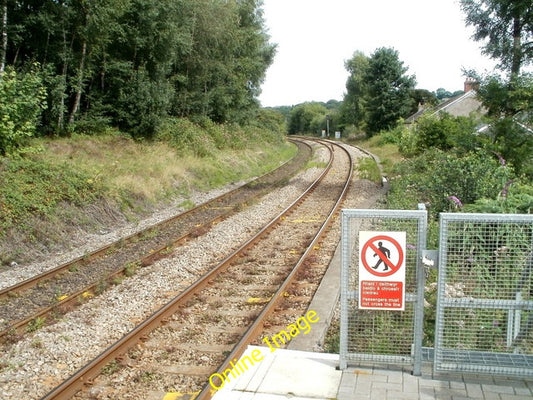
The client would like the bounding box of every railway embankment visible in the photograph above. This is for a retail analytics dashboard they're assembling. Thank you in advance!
[0,132,294,271]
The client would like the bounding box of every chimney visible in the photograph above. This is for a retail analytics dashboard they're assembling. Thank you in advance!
[464,77,479,92]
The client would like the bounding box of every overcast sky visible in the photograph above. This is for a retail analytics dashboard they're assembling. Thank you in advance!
[258,0,498,107]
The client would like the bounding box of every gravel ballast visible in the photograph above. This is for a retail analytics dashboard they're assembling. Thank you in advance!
[0,143,382,400]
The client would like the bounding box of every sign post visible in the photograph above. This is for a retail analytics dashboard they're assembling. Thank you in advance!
[358,231,406,311]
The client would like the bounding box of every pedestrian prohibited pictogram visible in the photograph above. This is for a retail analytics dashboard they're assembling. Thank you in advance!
[358,231,406,311]
[361,235,404,277]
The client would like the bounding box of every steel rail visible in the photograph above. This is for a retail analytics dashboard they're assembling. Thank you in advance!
[0,139,309,301]
[196,139,353,399]
[40,139,335,400]
[0,140,312,341]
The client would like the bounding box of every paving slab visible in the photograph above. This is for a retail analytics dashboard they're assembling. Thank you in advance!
[211,346,341,400]
[207,345,533,400]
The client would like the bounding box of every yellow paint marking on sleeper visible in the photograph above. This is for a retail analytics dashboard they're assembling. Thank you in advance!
[162,392,199,400]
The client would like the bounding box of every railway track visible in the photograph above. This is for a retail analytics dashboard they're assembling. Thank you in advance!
[40,139,354,400]
[0,140,312,343]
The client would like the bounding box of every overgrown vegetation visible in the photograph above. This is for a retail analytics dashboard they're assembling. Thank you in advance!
[0,121,291,266]
[0,66,46,155]
[362,71,533,221]
[356,157,381,185]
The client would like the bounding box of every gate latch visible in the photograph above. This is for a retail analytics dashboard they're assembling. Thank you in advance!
[421,250,439,269]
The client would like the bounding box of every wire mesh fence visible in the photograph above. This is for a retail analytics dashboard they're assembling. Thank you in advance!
[435,213,533,377]
[339,209,427,373]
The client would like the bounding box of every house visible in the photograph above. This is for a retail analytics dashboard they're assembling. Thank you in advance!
[405,78,486,124]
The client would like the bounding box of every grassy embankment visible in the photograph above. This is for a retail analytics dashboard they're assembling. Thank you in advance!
[347,134,403,184]
[0,121,293,267]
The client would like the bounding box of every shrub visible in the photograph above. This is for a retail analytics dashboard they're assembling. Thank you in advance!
[0,158,104,232]
[378,122,408,146]
[357,157,381,184]
[157,117,286,157]
[388,149,513,217]
[0,66,46,155]
[157,118,215,157]
[399,114,479,156]
[463,183,533,214]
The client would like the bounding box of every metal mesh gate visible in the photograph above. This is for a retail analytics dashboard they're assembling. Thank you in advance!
[339,209,427,374]
[435,213,533,376]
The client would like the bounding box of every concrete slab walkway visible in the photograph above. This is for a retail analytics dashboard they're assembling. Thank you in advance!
[210,346,533,400]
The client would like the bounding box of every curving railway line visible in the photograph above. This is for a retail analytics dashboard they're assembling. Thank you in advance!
[40,139,354,400]
[0,138,384,400]
[0,140,312,343]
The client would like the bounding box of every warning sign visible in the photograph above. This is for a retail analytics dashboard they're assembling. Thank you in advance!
[358,231,406,311]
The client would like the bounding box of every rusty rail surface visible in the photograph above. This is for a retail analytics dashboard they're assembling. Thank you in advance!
[196,139,353,399]
[0,139,311,341]
[40,139,352,400]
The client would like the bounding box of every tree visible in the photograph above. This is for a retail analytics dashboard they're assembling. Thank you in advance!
[0,0,275,137]
[340,51,369,130]
[0,0,6,75]
[0,66,46,155]
[364,47,416,135]
[475,72,533,176]
[460,1,533,177]
[460,0,533,75]
[435,88,453,100]
[287,102,328,134]
[171,0,274,124]
[409,88,438,114]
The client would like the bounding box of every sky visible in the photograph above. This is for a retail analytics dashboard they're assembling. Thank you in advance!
[258,0,498,107]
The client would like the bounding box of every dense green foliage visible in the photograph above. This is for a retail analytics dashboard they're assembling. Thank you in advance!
[388,148,515,216]
[385,98,531,217]
[340,47,416,136]
[157,115,285,158]
[460,0,533,75]
[340,51,368,129]
[286,101,341,135]
[0,0,275,140]
[0,157,104,231]
[0,66,46,155]
[470,71,533,176]
[398,114,479,156]
[365,48,416,135]
[435,88,465,100]
[476,72,533,117]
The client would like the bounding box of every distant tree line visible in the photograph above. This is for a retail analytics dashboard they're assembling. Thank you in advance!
[284,48,422,136]
[0,0,275,143]
[286,0,532,140]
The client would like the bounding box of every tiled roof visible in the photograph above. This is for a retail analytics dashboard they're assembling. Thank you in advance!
[405,90,483,123]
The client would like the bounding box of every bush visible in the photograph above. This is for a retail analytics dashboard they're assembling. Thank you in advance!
[399,114,479,156]
[157,118,216,157]
[157,117,286,157]
[0,66,46,155]
[357,157,381,184]
[378,122,408,145]
[388,149,513,216]
[0,158,104,232]
[487,117,533,178]
[464,183,533,214]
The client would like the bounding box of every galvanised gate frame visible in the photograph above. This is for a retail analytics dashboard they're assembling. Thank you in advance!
[435,213,533,377]
[340,210,533,378]
[339,209,427,375]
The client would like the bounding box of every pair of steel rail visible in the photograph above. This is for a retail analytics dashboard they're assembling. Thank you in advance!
[37,139,352,400]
